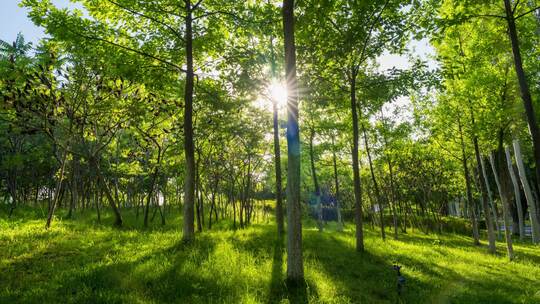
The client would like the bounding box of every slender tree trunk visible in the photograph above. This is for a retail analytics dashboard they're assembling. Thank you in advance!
[158,201,165,225]
[215,189,220,222]
[114,134,122,209]
[135,192,141,219]
[233,196,237,229]
[7,167,17,217]
[331,135,343,231]
[387,158,399,240]
[245,156,252,226]
[504,0,540,206]
[505,147,525,239]
[209,176,218,230]
[491,148,514,260]
[309,126,323,232]
[272,96,285,238]
[68,154,79,219]
[160,184,166,225]
[269,35,285,239]
[144,147,162,227]
[93,158,123,227]
[182,0,196,242]
[45,151,68,229]
[457,118,480,245]
[480,156,501,239]
[349,71,364,252]
[96,187,102,224]
[379,110,398,239]
[209,194,214,229]
[144,167,159,228]
[513,139,540,243]
[283,0,304,282]
[195,156,203,232]
[466,98,496,251]
[472,140,496,252]
[361,121,385,240]
[67,181,75,218]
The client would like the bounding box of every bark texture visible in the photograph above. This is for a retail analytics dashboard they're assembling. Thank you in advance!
[513,139,540,243]
[283,0,304,282]
[182,0,196,242]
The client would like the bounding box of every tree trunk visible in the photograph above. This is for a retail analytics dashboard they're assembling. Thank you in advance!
[245,156,252,226]
[68,154,79,219]
[282,0,304,283]
[144,167,159,228]
[160,185,166,225]
[513,139,540,243]
[182,0,196,242]
[361,121,385,241]
[349,71,364,252]
[480,156,501,239]
[472,140,496,252]
[504,0,540,209]
[272,96,285,237]
[269,35,285,239]
[45,151,68,229]
[491,148,514,260]
[96,187,102,224]
[195,156,203,232]
[457,118,480,245]
[331,135,343,231]
[465,97,496,251]
[379,110,398,239]
[387,158,399,240]
[7,166,17,218]
[209,176,218,230]
[92,157,122,227]
[505,147,525,239]
[309,126,323,232]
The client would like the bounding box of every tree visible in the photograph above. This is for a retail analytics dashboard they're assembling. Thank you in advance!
[282,0,304,283]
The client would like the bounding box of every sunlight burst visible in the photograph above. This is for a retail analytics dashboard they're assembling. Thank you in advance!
[268,81,288,108]
[254,80,288,112]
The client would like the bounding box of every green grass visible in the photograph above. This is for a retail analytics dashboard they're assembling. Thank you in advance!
[1,208,539,304]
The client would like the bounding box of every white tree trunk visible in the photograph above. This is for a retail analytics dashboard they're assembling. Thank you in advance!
[505,147,525,239]
[458,197,464,217]
[489,153,514,260]
[480,156,501,238]
[513,139,540,243]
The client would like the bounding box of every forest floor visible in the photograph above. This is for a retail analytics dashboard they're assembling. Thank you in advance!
[1,208,540,304]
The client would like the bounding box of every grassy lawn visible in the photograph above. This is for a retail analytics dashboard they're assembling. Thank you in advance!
[1,209,539,303]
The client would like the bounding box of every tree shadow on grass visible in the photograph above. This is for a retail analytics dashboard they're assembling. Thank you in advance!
[383,236,538,303]
[140,235,238,303]
[267,237,286,303]
[396,231,475,249]
[302,230,426,304]
[1,233,230,304]
[265,236,311,304]
[63,209,184,233]
[67,234,227,303]
[227,225,316,303]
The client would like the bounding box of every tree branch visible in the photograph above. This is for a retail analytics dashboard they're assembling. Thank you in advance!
[470,13,507,20]
[192,0,204,11]
[355,0,390,67]
[514,6,540,19]
[513,0,521,14]
[106,0,185,42]
[73,30,187,73]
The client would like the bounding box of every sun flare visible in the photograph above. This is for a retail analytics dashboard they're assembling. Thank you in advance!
[268,81,288,108]
[255,80,288,112]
